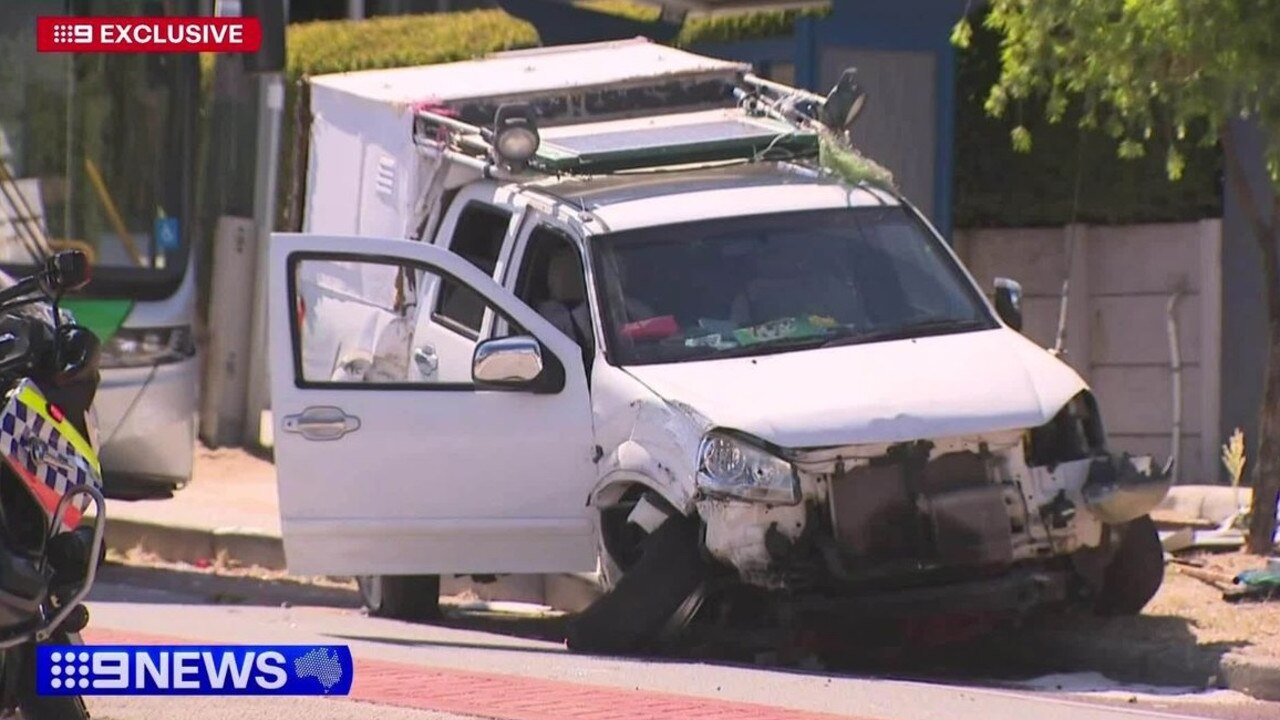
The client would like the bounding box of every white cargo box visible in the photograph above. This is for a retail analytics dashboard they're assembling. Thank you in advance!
[301,39,750,239]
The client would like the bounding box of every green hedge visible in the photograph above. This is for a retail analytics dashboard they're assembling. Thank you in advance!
[282,3,822,82]
[951,15,1221,228]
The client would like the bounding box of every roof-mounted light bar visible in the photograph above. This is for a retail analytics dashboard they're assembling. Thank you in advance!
[411,64,867,178]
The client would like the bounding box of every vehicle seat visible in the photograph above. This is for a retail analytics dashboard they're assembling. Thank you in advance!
[537,250,591,347]
[730,252,864,327]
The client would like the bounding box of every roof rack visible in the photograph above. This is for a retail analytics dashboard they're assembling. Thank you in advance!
[412,70,836,179]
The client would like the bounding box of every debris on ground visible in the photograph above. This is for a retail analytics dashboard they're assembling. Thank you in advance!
[1168,550,1280,602]
[1229,566,1280,603]
[1170,559,1237,593]
[1149,553,1280,657]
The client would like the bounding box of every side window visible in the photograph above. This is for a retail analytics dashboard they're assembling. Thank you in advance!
[514,226,594,356]
[434,202,512,335]
[293,256,521,387]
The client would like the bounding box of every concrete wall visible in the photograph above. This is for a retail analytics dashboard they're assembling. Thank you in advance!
[954,220,1223,483]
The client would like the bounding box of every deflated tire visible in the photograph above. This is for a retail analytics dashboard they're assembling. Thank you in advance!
[566,514,707,655]
[1093,514,1164,616]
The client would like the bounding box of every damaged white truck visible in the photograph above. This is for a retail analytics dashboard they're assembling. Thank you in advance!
[267,39,1173,654]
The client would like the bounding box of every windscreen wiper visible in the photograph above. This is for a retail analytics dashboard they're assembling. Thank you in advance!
[712,327,857,359]
[821,318,991,348]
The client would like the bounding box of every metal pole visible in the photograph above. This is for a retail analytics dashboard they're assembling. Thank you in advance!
[243,71,284,448]
[348,0,365,20]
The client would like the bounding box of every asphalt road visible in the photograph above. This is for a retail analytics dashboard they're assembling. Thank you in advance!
[74,563,1279,720]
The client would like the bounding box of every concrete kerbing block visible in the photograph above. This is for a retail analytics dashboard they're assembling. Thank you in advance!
[105,515,601,611]
[105,517,285,570]
[105,517,215,564]
[1219,652,1280,702]
[1158,485,1252,525]
[211,527,286,570]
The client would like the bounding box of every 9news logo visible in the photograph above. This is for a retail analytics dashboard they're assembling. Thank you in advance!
[36,645,353,696]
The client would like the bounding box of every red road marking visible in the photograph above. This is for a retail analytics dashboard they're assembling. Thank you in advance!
[83,627,878,720]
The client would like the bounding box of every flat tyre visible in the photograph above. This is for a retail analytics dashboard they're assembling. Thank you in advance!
[1093,515,1164,616]
[566,515,707,655]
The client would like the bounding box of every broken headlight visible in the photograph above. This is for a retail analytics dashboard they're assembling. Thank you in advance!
[696,432,800,505]
[1025,392,1108,467]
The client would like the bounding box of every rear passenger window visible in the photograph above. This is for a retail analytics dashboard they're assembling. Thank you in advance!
[434,202,511,335]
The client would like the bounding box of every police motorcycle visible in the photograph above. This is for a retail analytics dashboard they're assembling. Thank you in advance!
[0,251,105,719]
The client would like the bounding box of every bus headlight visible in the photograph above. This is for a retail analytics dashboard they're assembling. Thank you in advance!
[696,432,800,505]
[99,326,196,368]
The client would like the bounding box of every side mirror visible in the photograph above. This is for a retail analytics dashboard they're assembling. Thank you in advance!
[472,336,545,389]
[44,251,92,293]
[993,277,1024,332]
[53,324,101,387]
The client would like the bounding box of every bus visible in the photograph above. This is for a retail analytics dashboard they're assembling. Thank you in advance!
[0,0,200,498]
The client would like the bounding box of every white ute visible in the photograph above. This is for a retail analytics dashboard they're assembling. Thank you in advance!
[268,39,1173,653]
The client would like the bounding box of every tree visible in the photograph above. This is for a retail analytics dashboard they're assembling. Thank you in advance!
[954,0,1280,554]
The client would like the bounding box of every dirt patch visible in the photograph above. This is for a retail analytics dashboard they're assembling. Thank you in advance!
[963,550,1280,689]
[1020,551,1280,661]
[1151,552,1280,658]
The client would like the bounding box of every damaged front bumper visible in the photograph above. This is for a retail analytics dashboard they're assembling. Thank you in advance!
[1081,453,1175,525]
[696,433,1173,601]
[783,567,1071,619]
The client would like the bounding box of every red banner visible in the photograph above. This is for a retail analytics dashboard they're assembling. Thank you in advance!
[36,16,261,53]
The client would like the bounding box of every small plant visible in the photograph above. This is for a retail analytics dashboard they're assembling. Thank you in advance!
[1221,428,1251,527]
[1222,427,1246,488]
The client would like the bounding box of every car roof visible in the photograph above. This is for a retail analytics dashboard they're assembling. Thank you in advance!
[519,162,900,233]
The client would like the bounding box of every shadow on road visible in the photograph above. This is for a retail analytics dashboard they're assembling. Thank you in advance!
[92,562,1247,694]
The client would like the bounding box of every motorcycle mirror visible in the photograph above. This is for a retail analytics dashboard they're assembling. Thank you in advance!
[53,324,101,388]
[44,251,92,293]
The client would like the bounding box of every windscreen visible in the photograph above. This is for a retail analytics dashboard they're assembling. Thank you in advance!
[591,207,996,365]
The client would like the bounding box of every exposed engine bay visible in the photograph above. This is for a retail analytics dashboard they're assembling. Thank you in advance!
[696,394,1170,595]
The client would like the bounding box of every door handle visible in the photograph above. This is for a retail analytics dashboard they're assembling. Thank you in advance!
[282,406,361,441]
[413,345,439,378]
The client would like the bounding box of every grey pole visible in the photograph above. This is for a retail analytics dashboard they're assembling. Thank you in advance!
[243,70,284,448]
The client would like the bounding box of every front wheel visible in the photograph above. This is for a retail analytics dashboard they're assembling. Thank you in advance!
[356,575,442,621]
[566,514,708,655]
[1093,514,1165,616]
